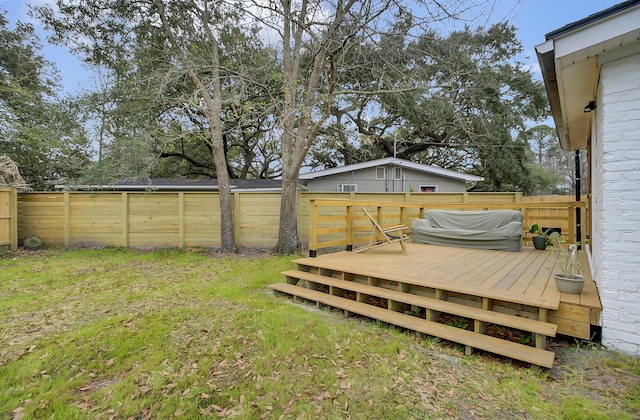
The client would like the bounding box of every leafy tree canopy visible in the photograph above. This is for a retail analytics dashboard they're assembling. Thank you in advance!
[309,21,550,193]
[0,10,91,190]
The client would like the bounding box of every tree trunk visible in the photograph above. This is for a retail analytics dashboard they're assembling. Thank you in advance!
[156,0,237,253]
[213,143,237,253]
[273,178,302,255]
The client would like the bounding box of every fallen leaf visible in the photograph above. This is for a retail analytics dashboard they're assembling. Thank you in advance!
[11,407,25,415]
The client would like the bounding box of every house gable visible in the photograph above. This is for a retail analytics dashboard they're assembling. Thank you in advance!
[299,158,483,193]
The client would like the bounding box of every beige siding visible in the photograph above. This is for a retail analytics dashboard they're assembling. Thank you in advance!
[306,166,468,192]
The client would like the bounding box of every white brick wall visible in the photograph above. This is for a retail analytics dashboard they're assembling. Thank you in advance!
[598,51,640,354]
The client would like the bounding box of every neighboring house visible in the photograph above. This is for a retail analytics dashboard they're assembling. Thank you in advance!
[536,0,640,354]
[298,157,484,193]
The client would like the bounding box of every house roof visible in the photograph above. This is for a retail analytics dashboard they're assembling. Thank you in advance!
[56,178,283,191]
[298,157,484,182]
[535,0,640,151]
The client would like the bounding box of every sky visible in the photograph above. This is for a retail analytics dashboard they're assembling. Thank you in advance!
[1,0,627,94]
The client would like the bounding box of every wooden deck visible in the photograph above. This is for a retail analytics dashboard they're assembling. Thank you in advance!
[269,242,602,368]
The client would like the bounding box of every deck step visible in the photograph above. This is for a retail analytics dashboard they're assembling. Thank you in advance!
[282,270,557,337]
[269,282,556,368]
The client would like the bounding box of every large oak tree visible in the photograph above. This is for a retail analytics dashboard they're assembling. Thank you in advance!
[35,0,277,252]
[308,22,549,194]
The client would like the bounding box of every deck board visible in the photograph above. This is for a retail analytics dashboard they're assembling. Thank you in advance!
[301,243,599,312]
[506,250,552,295]
[456,251,514,286]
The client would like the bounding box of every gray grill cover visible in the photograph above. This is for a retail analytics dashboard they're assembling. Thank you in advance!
[411,210,523,251]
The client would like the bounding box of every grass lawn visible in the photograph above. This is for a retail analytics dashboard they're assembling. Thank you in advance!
[1,247,639,419]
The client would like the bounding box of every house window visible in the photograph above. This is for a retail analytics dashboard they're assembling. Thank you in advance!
[394,167,402,180]
[419,185,438,193]
[338,184,358,192]
[376,166,385,180]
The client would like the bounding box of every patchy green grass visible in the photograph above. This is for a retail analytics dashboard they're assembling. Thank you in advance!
[1,248,639,419]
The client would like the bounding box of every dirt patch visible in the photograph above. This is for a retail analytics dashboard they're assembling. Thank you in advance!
[207,247,277,259]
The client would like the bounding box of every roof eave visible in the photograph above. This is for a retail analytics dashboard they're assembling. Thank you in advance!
[536,41,571,151]
[55,184,221,191]
[536,1,640,152]
[300,157,483,182]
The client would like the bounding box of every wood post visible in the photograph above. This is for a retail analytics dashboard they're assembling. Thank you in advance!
[468,298,494,355]
[568,205,576,245]
[121,192,129,247]
[309,200,318,257]
[346,206,354,251]
[178,192,185,248]
[10,187,17,251]
[0,188,18,251]
[536,308,548,350]
[233,192,241,246]
[427,289,447,322]
[63,192,70,247]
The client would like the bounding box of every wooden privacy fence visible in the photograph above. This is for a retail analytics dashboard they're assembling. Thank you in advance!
[0,187,18,251]
[16,191,587,250]
[308,197,588,256]
[18,191,283,248]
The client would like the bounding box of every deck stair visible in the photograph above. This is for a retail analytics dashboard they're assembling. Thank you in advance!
[269,268,558,368]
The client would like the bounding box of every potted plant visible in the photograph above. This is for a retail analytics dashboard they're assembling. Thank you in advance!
[554,241,585,294]
[528,224,559,250]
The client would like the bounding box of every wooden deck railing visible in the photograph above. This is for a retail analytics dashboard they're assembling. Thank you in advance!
[308,198,588,257]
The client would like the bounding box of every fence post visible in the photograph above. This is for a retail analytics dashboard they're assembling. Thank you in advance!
[11,187,18,251]
[233,192,241,246]
[346,205,354,251]
[309,200,318,257]
[178,192,185,248]
[121,192,129,247]
[568,203,576,245]
[64,192,70,247]
[515,193,528,244]
[297,189,302,244]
